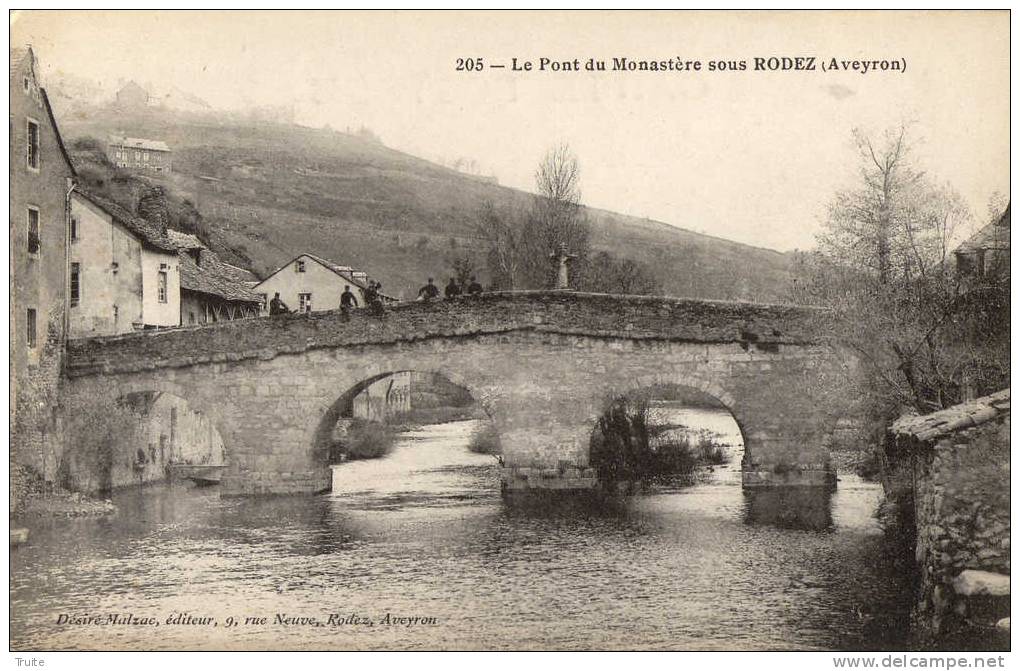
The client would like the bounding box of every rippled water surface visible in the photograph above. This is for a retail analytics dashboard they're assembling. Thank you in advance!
[11,414,913,651]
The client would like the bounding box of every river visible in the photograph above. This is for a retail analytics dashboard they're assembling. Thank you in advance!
[10,410,914,651]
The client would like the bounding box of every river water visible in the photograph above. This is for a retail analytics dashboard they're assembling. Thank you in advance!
[11,411,914,651]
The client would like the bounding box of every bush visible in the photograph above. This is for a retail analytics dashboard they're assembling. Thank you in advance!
[591,398,730,485]
[342,419,396,460]
[697,435,728,465]
[468,423,501,455]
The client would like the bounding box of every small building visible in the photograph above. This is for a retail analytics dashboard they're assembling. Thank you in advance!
[114,80,150,109]
[68,190,181,336]
[352,372,412,421]
[170,231,262,324]
[955,204,1010,280]
[108,136,172,174]
[252,252,392,315]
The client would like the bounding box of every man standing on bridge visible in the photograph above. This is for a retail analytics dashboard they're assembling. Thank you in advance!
[269,292,290,316]
[418,277,440,302]
[339,285,359,310]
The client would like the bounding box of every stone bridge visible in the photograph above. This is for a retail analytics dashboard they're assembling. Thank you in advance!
[63,291,851,497]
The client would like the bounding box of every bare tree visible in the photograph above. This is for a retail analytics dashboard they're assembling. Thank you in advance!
[799,124,1007,418]
[475,201,526,289]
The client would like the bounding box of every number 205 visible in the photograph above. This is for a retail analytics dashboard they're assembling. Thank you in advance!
[456,58,484,71]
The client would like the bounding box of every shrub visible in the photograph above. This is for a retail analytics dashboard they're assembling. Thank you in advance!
[467,423,501,455]
[342,419,396,460]
[697,435,728,465]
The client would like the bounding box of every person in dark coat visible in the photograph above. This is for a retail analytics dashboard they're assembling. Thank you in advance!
[367,281,386,315]
[444,277,462,299]
[466,276,483,296]
[269,292,290,316]
[363,281,378,306]
[339,285,359,309]
[418,278,440,302]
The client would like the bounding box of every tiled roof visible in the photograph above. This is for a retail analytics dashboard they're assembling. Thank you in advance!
[221,262,260,283]
[166,229,205,250]
[10,47,30,81]
[75,190,177,253]
[891,389,1010,442]
[957,205,1010,254]
[110,136,171,152]
[180,249,261,304]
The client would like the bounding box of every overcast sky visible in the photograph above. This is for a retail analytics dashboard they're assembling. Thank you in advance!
[11,10,1009,251]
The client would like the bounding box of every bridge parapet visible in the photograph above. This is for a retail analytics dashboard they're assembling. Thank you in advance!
[65,291,826,377]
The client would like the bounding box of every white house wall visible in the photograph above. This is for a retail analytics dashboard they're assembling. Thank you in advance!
[69,195,144,336]
[253,255,366,314]
[141,246,180,327]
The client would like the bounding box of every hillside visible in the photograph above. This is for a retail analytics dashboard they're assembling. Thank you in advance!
[55,103,795,301]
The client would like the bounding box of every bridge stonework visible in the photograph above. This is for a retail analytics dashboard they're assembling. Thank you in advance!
[63,292,848,497]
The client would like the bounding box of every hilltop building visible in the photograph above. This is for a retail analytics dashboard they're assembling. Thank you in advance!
[10,46,78,487]
[252,253,393,315]
[114,80,150,108]
[108,136,172,174]
[169,231,262,324]
[68,191,181,336]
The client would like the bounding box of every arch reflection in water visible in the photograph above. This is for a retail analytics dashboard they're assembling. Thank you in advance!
[743,487,835,532]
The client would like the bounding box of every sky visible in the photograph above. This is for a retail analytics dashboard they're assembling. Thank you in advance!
[10,10,1010,251]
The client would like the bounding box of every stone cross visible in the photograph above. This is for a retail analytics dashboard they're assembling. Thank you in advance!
[550,242,577,290]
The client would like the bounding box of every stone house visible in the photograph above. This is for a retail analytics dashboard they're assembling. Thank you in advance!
[955,204,1010,281]
[170,231,262,324]
[108,136,172,174]
[888,390,1010,645]
[252,252,392,315]
[68,190,181,336]
[9,46,78,486]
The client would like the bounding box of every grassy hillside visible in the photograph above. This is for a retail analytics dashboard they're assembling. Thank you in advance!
[57,104,795,301]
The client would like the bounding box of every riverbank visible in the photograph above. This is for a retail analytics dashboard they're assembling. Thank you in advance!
[12,465,117,519]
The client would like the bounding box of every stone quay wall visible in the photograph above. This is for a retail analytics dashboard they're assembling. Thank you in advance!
[889,394,1010,645]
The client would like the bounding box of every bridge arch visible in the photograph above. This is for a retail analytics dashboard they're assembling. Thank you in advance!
[58,376,234,494]
[310,368,500,473]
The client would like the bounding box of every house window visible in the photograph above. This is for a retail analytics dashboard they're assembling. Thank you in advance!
[70,215,79,242]
[158,270,168,303]
[299,293,312,313]
[134,151,141,161]
[27,207,40,254]
[26,119,39,170]
[70,263,81,307]
[26,308,37,349]
[296,260,306,273]
[143,151,150,162]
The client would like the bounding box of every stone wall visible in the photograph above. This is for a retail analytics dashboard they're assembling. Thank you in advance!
[64,292,826,377]
[64,306,847,497]
[910,416,1010,642]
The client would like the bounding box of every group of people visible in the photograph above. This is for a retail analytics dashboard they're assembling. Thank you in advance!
[265,275,484,318]
[418,276,483,301]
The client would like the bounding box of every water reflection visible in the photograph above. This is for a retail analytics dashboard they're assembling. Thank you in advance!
[11,417,912,651]
[743,488,835,532]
